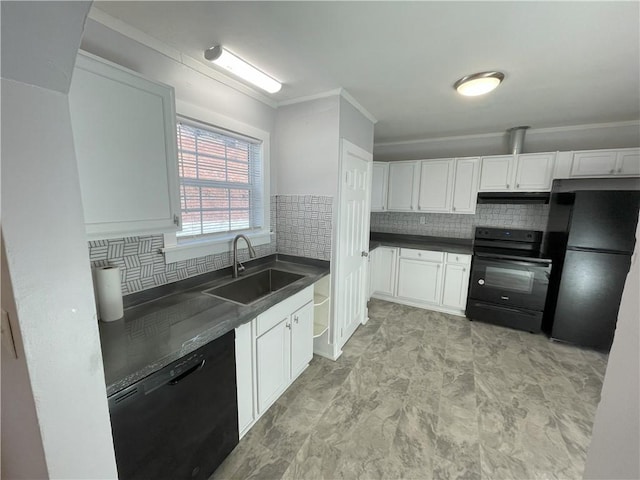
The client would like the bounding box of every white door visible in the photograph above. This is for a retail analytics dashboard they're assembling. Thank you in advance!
[334,140,372,351]
[479,155,514,191]
[451,157,479,214]
[514,153,555,191]
[387,161,420,211]
[256,320,290,414]
[371,162,389,211]
[290,301,314,378]
[417,159,454,212]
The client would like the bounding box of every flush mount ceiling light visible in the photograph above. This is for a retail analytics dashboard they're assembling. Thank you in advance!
[204,45,282,94]
[454,71,505,97]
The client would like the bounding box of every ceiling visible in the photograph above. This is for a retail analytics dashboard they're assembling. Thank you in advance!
[94,1,640,144]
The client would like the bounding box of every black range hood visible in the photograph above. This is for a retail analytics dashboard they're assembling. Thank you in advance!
[477,192,550,204]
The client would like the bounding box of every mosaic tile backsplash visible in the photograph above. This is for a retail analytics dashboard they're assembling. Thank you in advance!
[371,204,550,239]
[89,195,333,295]
[276,195,333,261]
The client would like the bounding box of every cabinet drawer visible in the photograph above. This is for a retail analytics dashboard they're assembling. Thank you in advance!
[445,253,471,265]
[399,248,444,262]
[256,285,313,336]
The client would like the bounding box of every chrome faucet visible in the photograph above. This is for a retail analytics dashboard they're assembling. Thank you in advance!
[232,234,257,278]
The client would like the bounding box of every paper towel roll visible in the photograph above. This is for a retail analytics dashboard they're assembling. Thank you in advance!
[95,266,124,322]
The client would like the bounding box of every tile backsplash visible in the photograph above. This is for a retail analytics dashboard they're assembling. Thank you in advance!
[276,195,333,261]
[89,195,333,295]
[371,204,550,238]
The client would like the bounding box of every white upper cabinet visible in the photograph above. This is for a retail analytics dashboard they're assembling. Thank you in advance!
[479,155,514,191]
[387,161,421,211]
[417,159,454,213]
[451,157,480,214]
[514,153,556,191]
[570,148,640,177]
[69,52,181,240]
[371,162,389,212]
[480,153,555,192]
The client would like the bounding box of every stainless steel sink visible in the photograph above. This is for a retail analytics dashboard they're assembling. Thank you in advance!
[202,269,305,305]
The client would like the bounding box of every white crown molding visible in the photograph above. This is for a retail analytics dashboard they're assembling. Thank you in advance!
[88,7,278,108]
[277,87,377,124]
[375,120,640,147]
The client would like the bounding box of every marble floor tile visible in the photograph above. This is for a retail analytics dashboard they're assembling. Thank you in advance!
[211,298,607,480]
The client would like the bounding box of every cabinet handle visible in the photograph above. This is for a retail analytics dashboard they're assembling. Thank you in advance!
[506,183,510,189]
[610,169,615,174]
[452,207,456,211]
[361,251,369,257]
[462,268,466,272]
[516,183,520,188]
[410,206,414,210]
[617,168,622,173]
[294,316,299,324]
[286,322,291,330]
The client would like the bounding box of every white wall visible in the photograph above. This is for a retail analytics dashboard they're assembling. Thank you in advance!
[374,121,640,161]
[583,215,640,480]
[339,96,375,154]
[274,95,341,196]
[1,2,119,478]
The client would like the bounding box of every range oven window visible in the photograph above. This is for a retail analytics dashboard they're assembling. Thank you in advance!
[485,266,535,293]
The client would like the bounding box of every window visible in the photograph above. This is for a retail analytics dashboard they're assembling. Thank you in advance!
[176,119,263,239]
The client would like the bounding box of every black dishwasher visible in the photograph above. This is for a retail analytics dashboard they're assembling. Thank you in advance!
[108,330,238,480]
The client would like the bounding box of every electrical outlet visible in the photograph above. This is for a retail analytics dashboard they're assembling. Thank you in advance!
[419,216,426,225]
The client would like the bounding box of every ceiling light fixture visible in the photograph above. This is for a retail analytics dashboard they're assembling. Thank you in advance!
[454,71,505,97]
[204,45,282,94]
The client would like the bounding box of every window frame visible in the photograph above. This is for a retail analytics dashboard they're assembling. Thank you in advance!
[162,101,271,264]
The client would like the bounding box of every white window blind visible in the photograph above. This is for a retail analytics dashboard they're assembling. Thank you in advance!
[176,119,263,239]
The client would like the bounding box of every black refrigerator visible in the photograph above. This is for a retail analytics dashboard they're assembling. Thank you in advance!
[543,179,640,350]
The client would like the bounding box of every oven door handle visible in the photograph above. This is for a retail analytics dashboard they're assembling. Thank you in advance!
[474,258,549,268]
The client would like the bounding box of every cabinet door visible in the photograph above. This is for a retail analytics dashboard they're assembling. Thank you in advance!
[571,151,617,177]
[616,150,640,176]
[479,155,514,191]
[256,320,290,414]
[417,159,454,212]
[372,247,397,296]
[441,263,471,310]
[290,301,314,378]
[452,157,479,214]
[235,321,255,437]
[387,162,420,211]
[514,153,555,191]
[371,162,389,212]
[396,258,442,304]
[69,53,180,240]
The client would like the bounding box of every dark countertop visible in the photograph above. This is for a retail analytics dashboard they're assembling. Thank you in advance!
[369,232,473,255]
[100,254,329,397]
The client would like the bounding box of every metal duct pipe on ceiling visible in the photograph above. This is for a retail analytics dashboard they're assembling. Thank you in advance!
[507,126,530,155]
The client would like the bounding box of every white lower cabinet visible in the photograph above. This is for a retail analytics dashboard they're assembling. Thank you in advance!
[397,257,442,304]
[235,320,256,438]
[370,246,471,316]
[236,285,313,438]
[234,285,314,438]
[370,246,397,296]
[441,253,472,310]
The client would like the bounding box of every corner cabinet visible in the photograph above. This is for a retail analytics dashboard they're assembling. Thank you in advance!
[69,52,181,240]
[479,153,555,192]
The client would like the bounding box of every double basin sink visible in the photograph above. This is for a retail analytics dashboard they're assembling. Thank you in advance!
[202,268,305,305]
